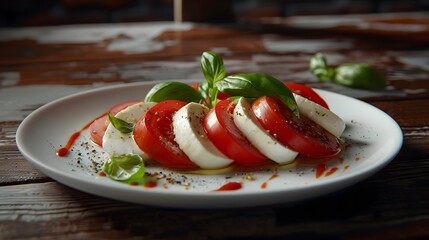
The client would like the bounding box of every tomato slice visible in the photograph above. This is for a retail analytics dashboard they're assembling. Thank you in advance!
[203,99,269,166]
[133,100,197,168]
[285,82,329,109]
[216,91,231,100]
[89,100,143,146]
[251,96,340,158]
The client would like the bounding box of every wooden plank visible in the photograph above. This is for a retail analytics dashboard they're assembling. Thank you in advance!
[1,50,428,102]
[0,25,264,66]
[0,121,49,185]
[0,162,428,239]
[2,22,429,67]
[372,99,429,127]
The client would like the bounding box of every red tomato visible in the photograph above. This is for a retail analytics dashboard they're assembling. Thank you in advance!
[89,100,142,146]
[189,82,200,91]
[216,91,231,100]
[285,82,329,109]
[252,96,340,158]
[133,100,197,168]
[89,115,109,147]
[203,99,269,166]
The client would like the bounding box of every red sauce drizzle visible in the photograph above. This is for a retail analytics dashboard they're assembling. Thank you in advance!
[130,182,139,186]
[98,172,106,177]
[57,132,81,156]
[144,181,157,188]
[261,174,279,189]
[56,113,105,157]
[214,182,242,192]
[315,163,326,179]
[344,165,350,171]
[325,167,338,177]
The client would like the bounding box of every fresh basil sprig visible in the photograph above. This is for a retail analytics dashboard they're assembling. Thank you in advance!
[108,112,133,133]
[217,73,299,117]
[310,53,386,90]
[141,51,299,116]
[103,154,148,184]
[144,82,204,103]
[200,51,226,108]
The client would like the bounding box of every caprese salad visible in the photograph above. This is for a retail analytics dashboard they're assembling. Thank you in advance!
[86,51,346,184]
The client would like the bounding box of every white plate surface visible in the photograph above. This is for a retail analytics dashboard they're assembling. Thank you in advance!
[16,82,403,208]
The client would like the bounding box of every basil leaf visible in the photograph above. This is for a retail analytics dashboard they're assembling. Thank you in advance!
[309,53,335,81]
[103,154,145,182]
[198,82,209,100]
[144,82,203,103]
[209,87,219,107]
[217,73,299,116]
[125,162,151,185]
[108,112,133,133]
[310,53,386,90]
[201,51,226,87]
[334,64,386,90]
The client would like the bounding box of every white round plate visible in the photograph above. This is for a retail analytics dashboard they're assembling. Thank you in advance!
[16,82,403,209]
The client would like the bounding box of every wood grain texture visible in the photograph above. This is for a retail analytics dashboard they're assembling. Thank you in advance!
[0,25,264,66]
[0,122,48,185]
[0,164,428,239]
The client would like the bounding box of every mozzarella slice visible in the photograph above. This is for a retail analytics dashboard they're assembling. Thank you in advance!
[172,102,233,169]
[233,97,298,165]
[294,93,345,138]
[102,101,156,159]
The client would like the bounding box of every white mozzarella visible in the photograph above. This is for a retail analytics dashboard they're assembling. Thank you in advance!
[102,102,156,159]
[172,102,233,169]
[294,93,345,138]
[233,97,298,165]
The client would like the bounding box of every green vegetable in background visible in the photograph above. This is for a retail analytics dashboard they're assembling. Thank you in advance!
[335,64,386,90]
[309,53,335,81]
[310,53,386,90]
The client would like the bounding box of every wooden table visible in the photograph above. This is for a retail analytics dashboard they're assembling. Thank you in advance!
[1,12,428,239]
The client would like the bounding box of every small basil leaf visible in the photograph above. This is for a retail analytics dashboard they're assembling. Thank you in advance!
[217,73,299,116]
[108,112,133,133]
[334,64,386,90]
[125,163,151,185]
[309,53,335,81]
[103,154,145,182]
[144,82,203,103]
[201,51,226,87]
[198,82,209,101]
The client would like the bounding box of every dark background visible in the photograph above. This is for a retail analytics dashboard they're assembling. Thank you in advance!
[1,0,428,27]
